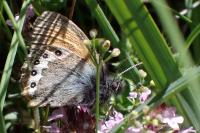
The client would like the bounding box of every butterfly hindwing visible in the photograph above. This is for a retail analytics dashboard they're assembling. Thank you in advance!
[22,45,96,107]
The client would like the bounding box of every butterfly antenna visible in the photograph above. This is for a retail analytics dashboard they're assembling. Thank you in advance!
[118,62,143,77]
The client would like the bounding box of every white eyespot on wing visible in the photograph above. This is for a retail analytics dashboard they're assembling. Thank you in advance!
[28,87,37,95]
[32,48,69,69]
[26,48,70,96]
[28,72,43,82]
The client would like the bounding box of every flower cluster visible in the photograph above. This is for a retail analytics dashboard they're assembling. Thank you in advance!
[98,104,196,133]
[98,111,124,133]
[128,69,152,105]
[129,86,151,103]
[99,66,194,133]
[43,68,195,133]
[43,106,95,133]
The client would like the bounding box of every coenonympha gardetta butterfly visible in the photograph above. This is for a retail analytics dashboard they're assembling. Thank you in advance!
[21,11,118,107]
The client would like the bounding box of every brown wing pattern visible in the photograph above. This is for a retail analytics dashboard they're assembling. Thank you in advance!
[29,11,90,59]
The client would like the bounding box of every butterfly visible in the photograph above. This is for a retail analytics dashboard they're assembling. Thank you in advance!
[21,11,118,107]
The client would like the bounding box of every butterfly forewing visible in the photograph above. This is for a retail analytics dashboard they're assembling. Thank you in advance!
[21,11,96,107]
[30,11,90,59]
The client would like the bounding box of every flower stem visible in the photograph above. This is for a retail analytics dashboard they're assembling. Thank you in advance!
[95,61,102,132]
[0,1,30,133]
[33,107,41,133]
[0,113,6,133]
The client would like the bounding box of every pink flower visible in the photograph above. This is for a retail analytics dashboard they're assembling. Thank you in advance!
[26,4,34,19]
[43,106,95,132]
[6,15,19,27]
[43,122,61,133]
[162,116,184,130]
[6,4,34,30]
[129,92,138,99]
[161,107,176,118]
[47,107,67,123]
[139,87,151,102]
[99,111,124,133]
[114,111,124,121]
[149,104,188,131]
[159,106,184,130]
[43,107,68,133]
[126,126,142,133]
[180,127,196,133]
[77,105,90,113]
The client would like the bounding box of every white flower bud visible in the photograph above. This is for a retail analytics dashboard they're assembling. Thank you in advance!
[131,110,138,117]
[152,119,159,126]
[150,80,155,86]
[111,48,120,57]
[83,40,91,46]
[102,40,110,51]
[89,29,98,38]
[138,69,147,78]
[143,106,150,114]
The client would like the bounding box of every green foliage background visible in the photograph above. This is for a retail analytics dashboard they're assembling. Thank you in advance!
[0,0,200,132]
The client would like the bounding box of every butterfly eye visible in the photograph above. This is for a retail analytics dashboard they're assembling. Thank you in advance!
[43,53,48,58]
[34,60,40,65]
[31,70,37,76]
[55,50,62,56]
[30,82,36,88]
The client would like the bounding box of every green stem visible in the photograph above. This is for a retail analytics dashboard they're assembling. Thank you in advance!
[33,108,41,133]
[0,11,25,63]
[3,0,27,56]
[0,1,30,133]
[95,62,102,132]
[84,0,120,46]
[0,12,12,40]
[0,112,6,133]
[44,106,50,124]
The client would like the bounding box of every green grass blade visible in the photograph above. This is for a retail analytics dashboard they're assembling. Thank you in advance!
[151,0,200,128]
[105,0,200,129]
[84,0,119,45]
[164,67,200,99]
[189,2,200,64]
[185,23,200,55]
[85,0,141,82]
[3,0,27,56]
[179,23,200,62]
[105,0,181,91]
[0,11,25,62]
[176,94,199,128]
[0,1,31,132]
[186,23,200,48]
[0,12,12,40]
